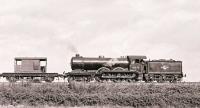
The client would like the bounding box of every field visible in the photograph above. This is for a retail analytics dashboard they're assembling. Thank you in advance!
[0,82,200,108]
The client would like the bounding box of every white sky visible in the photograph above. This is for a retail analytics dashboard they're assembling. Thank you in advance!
[0,0,200,81]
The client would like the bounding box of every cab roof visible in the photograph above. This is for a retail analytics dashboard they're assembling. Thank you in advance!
[127,55,147,59]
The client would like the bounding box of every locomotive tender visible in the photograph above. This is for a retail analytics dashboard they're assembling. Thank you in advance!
[0,54,183,83]
[67,54,183,82]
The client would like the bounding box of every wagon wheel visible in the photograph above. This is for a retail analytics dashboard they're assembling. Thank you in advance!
[32,78,41,83]
[44,77,54,83]
[6,77,17,83]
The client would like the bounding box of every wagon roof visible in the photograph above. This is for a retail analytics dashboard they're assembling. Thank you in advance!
[15,57,47,60]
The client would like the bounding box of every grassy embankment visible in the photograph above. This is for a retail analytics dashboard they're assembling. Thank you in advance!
[0,82,200,107]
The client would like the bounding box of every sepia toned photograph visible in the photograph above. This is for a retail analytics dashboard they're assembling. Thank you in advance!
[0,0,200,108]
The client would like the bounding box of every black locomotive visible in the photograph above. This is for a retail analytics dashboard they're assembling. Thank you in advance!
[66,54,183,82]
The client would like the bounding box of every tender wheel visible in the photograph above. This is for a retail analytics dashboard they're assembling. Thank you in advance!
[170,75,178,83]
[157,75,163,83]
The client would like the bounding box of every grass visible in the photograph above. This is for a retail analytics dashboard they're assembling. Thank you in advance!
[0,82,200,107]
[0,105,135,108]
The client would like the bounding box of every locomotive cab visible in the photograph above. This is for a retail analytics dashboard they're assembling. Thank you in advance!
[127,56,146,72]
[127,56,147,81]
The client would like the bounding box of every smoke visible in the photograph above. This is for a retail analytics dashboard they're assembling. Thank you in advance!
[66,42,78,53]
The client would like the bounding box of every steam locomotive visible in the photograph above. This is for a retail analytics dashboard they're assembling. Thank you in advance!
[0,54,184,83]
[66,54,183,82]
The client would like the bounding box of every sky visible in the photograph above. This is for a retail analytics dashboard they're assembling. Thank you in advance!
[0,0,200,81]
